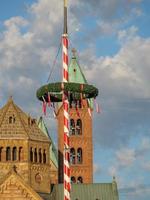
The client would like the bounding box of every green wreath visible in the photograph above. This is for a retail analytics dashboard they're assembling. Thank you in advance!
[36,82,98,102]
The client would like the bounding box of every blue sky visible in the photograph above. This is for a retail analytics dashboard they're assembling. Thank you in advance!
[0,0,150,200]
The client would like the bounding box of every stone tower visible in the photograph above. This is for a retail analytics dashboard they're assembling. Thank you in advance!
[0,97,51,194]
[57,50,93,184]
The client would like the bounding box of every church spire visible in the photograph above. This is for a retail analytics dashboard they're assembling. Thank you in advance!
[69,48,87,84]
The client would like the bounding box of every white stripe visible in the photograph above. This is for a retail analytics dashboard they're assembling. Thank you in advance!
[64,144,69,149]
[64,173,70,183]
[64,111,69,120]
[64,113,69,121]
[63,62,68,71]
[64,188,70,199]
[63,45,68,55]
[64,159,70,168]
[64,126,69,132]
[63,77,67,82]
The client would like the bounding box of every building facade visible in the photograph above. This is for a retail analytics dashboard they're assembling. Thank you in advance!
[0,97,57,199]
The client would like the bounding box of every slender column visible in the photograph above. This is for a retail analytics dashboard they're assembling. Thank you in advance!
[62,0,71,199]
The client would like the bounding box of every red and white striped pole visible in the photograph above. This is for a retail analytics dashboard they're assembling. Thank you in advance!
[62,1,71,200]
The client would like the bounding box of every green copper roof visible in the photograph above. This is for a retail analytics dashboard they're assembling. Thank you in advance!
[69,49,87,84]
[37,117,58,168]
[50,180,119,200]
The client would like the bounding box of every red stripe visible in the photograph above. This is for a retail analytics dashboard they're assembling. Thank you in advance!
[64,133,69,145]
[63,37,68,48]
[64,118,69,129]
[63,53,68,64]
[63,71,68,81]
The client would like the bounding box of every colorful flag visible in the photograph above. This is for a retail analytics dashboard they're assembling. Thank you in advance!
[75,106,80,117]
[94,99,101,114]
[48,92,51,107]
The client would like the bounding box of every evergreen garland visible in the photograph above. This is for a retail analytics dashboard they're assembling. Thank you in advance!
[36,82,98,102]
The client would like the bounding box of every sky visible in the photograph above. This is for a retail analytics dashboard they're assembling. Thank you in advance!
[0,0,150,199]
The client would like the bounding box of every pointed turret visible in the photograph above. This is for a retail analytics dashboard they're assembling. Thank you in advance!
[69,48,87,84]
[37,116,58,168]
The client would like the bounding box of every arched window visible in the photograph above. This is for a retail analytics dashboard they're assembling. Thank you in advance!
[76,119,82,135]
[30,147,33,162]
[77,176,83,183]
[6,147,11,161]
[70,148,76,164]
[9,116,13,124]
[12,147,17,161]
[77,148,82,164]
[34,148,37,162]
[0,147,3,161]
[77,100,82,108]
[19,147,23,161]
[9,115,15,124]
[13,117,16,123]
[70,119,75,135]
[71,176,76,183]
[39,149,42,163]
[43,149,46,163]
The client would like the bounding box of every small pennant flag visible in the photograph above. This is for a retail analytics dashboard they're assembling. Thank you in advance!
[42,102,47,115]
[52,102,57,118]
[42,96,47,115]
[96,103,101,113]
[87,99,92,117]
[88,107,92,117]
[48,92,51,107]
[53,110,56,118]
[94,99,101,114]
[75,106,80,117]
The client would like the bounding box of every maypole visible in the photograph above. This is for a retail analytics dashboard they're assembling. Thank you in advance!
[62,0,71,200]
[36,0,98,199]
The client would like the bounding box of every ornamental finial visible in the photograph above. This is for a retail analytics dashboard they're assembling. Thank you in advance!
[72,48,77,58]
[64,0,68,7]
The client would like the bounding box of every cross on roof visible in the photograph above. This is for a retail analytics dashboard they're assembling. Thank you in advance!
[72,48,77,57]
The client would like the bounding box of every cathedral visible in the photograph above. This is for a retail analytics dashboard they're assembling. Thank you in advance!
[0,51,119,200]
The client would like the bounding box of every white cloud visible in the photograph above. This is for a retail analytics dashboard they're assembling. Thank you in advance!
[4,16,28,28]
[141,162,150,171]
[118,26,138,44]
[93,163,101,174]
[116,148,135,167]
[108,166,117,177]
[82,28,150,100]
[141,138,150,150]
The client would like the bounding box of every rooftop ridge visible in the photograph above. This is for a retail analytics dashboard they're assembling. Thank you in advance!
[0,98,14,128]
[12,101,29,139]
